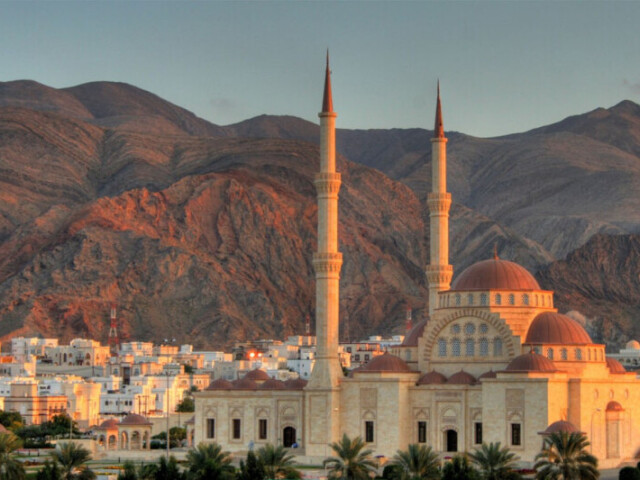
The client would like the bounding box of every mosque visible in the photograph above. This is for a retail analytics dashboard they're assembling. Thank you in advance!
[194,58,640,468]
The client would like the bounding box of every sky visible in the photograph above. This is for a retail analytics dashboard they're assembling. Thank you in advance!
[1,1,639,138]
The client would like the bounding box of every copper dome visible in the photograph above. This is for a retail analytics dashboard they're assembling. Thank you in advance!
[119,414,151,426]
[505,351,557,373]
[358,353,411,373]
[606,401,624,412]
[626,340,640,350]
[606,357,627,374]
[417,370,447,385]
[283,378,308,390]
[244,369,270,381]
[206,378,234,390]
[447,370,476,385]
[478,370,497,380]
[540,420,581,435]
[525,312,592,345]
[260,378,286,389]
[232,378,258,390]
[98,418,119,429]
[401,319,428,347]
[451,258,540,291]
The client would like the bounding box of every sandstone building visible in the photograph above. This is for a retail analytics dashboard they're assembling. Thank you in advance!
[194,57,640,468]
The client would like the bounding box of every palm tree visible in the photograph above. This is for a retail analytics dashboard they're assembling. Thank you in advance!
[0,431,25,480]
[50,441,96,480]
[186,442,235,480]
[388,444,440,480]
[323,434,377,480]
[441,454,480,480]
[257,443,301,479]
[533,432,599,480]
[469,442,522,480]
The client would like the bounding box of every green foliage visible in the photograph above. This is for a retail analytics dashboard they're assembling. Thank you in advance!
[0,411,24,431]
[620,467,640,480]
[236,450,265,480]
[153,456,186,480]
[117,461,139,480]
[469,443,521,480]
[441,455,480,480]
[15,415,78,447]
[152,427,186,448]
[0,431,26,480]
[186,442,235,480]
[182,364,195,374]
[388,443,440,480]
[323,433,377,480]
[176,397,195,413]
[50,441,96,480]
[36,461,61,480]
[256,443,301,479]
[533,432,598,480]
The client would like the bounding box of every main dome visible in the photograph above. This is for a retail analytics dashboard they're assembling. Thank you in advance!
[525,312,592,345]
[450,258,540,291]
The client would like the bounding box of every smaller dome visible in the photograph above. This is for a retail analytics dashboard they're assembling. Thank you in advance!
[358,353,412,373]
[206,379,234,390]
[120,414,151,426]
[540,420,581,435]
[283,378,308,390]
[447,370,476,385]
[260,378,286,390]
[233,378,258,390]
[626,340,640,350]
[99,418,119,429]
[401,319,428,347]
[451,257,541,291]
[244,369,270,381]
[606,401,624,412]
[606,357,627,374]
[505,351,557,373]
[478,370,497,380]
[417,370,447,385]
[525,312,592,345]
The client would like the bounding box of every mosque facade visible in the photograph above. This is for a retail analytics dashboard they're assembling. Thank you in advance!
[194,58,640,468]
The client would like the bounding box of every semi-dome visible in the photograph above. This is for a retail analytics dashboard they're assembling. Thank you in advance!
[206,378,234,390]
[98,418,119,429]
[120,414,151,426]
[450,257,540,291]
[283,378,308,390]
[505,351,557,373]
[233,378,258,390]
[417,370,447,385]
[244,369,271,381]
[260,378,286,389]
[447,370,476,385]
[358,353,411,373]
[540,420,581,435]
[606,401,624,412]
[606,357,627,374]
[525,312,592,345]
[626,340,640,350]
[401,319,428,347]
[478,370,497,380]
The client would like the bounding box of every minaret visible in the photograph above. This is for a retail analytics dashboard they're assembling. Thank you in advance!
[426,82,453,315]
[108,303,119,355]
[305,52,343,457]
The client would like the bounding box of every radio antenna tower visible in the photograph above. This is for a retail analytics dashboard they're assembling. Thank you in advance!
[108,303,120,355]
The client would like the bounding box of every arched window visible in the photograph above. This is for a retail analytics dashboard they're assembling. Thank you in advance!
[480,293,488,306]
[588,349,592,361]
[534,295,538,306]
[547,348,554,360]
[438,339,447,357]
[455,294,461,306]
[533,346,542,355]
[561,348,568,360]
[575,348,582,360]
[493,338,503,356]
[467,294,474,306]
[522,294,529,306]
[479,338,489,356]
[466,339,475,356]
[464,323,476,335]
[451,324,461,334]
[508,294,515,305]
[479,323,489,334]
[495,294,502,305]
[452,339,461,357]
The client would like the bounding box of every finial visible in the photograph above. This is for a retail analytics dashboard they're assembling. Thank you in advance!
[434,80,445,138]
[493,243,499,260]
[322,50,333,113]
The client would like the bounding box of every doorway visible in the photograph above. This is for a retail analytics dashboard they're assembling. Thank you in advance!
[283,426,296,448]
[445,429,458,452]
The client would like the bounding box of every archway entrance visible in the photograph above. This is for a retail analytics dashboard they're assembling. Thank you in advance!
[445,429,457,452]
[283,427,296,448]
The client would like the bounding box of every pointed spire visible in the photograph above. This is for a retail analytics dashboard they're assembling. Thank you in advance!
[493,243,499,260]
[322,50,333,113]
[434,80,444,138]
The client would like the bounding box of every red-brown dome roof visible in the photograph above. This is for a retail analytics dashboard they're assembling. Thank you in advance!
[283,378,308,389]
[606,357,627,374]
[232,378,258,390]
[244,369,270,381]
[260,378,286,389]
[606,401,624,412]
[478,370,497,380]
[447,370,476,385]
[358,353,411,373]
[451,258,540,291]
[541,420,581,435]
[417,370,447,385]
[401,319,428,347]
[98,418,119,429]
[505,351,557,373]
[119,414,151,426]
[525,312,592,345]
[206,378,234,390]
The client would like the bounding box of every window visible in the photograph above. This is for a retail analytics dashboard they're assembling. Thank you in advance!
[232,419,241,440]
[495,294,502,305]
[467,294,474,306]
[355,354,360,361]
[452,339,461,357]
[511,423,521,446]
[547,348,554,360]
[365,421,374,443]
[418,421,427,443]
[534,346,542,355]
[474,422,483,444]
[480,293,488,306]
[438,339,447,357]
[509,294,515,305]
[466,339,475,356]
[259,419,267,440]
[346,347,352,353]
[493,338,503,356]
[364,354,370,361]
[575,348,582,360]
[522,294,529,306]
[479,338,489,356]
[455,294,461,306]
[561,348,568,360]
[451,324,461,334]
[479,323,488,334]
[207,419,215,439]
[464,323,476,335]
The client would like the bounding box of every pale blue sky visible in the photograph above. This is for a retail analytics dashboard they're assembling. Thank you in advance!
[1,1,639,137]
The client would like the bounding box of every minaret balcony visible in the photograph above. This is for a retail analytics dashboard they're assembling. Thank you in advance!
[314,172,342,195]
[427,193,452,213]
[313,252,343,274]
[426,264,454,284]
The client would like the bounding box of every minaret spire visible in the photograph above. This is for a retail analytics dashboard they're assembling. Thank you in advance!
[322,50,333,113]
[426,82,453,315]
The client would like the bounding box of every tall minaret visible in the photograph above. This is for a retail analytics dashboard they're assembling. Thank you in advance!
[305,53,343,457]
[426,82,453,315]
